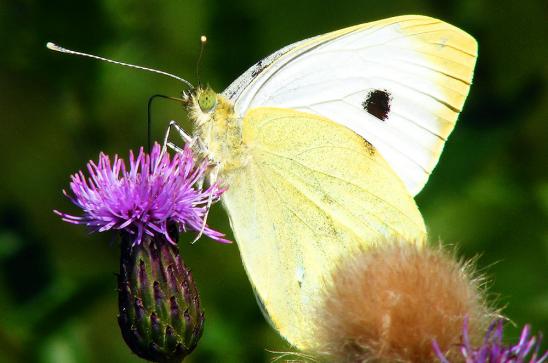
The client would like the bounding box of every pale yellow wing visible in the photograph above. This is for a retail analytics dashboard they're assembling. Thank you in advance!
[220,107,427,349]
[224,15,478,196]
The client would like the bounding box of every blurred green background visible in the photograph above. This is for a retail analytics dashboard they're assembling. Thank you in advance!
[0,0,546,362]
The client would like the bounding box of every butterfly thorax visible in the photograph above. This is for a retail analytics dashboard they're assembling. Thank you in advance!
[188,87,248,176]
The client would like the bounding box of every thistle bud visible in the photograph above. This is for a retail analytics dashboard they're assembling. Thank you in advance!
[118,232,204,363]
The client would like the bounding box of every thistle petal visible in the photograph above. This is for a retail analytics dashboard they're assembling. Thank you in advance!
[55,143,228,245]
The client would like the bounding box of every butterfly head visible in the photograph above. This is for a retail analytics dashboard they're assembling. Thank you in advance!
[186,85,235,125]
[186,86,218,126]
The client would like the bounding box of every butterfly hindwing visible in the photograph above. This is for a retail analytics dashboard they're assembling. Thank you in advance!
[220,106,426,348]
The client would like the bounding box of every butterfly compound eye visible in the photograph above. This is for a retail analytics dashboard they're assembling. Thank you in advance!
[198,88,217,112]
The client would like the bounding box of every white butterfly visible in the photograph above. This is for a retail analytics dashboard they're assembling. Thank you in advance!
[48,15,478,350]
[202,15,478,349]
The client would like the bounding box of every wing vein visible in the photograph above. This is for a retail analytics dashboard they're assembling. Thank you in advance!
[255,153,403,241]
[256,146,425,226]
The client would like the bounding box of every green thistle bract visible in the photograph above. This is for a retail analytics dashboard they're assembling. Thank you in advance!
[118,232,204,363]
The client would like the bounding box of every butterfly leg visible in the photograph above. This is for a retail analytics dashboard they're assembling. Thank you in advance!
[170,120,194,144]
[155,120,194,168]
[166,120,218,190]
[159,120,217,243]
[191,161,221,244]
[162,120,193,152]
[164,120,213,158]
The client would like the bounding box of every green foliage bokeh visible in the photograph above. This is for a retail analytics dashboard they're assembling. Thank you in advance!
[0,0,546,362]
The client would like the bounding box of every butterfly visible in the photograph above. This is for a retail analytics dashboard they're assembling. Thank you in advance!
[48,14,478,350]
[180,15,478,349]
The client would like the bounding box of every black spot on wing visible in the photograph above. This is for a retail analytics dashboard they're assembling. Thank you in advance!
[362,89,392,121]
[251,60,264,78]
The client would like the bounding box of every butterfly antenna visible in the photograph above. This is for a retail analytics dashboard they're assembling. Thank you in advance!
[46,42,194,89]
[195,35,207,86]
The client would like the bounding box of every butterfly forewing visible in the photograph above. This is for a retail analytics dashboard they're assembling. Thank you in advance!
[223,15,478,195]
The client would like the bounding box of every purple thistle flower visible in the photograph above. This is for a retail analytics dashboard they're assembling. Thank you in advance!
[433,318,547,363]
[55,143,229,245]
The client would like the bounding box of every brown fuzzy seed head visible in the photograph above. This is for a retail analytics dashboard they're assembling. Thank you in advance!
[313,240,491,363]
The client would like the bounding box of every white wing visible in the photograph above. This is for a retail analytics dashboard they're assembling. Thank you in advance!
[223,15,478,195]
